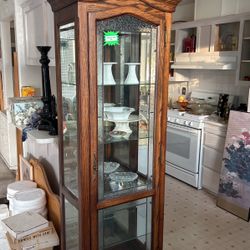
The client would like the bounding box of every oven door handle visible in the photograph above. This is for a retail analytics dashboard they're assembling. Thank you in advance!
[167,124,200,135]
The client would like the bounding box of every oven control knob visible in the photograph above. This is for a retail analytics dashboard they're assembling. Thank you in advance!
[184,121,188,126]
[175,118,179,123]
[188,121,193,126]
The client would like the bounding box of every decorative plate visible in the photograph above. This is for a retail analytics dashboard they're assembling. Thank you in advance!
[104,162,120,174]
[109,131,127,138]
[109,172,138,182]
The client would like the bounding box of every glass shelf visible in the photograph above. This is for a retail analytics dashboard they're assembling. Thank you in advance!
[100,130,152,144]
[103,165,152,199]
[100,82,155,86]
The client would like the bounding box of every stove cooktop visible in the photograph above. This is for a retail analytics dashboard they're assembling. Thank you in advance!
[168,109,208,120]
[167,109,208,129]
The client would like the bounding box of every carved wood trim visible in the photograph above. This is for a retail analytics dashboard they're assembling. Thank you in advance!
[140,0,181,12]
[48,0,181,13]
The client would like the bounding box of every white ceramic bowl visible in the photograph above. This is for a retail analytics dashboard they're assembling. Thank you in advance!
[104,106,135,121]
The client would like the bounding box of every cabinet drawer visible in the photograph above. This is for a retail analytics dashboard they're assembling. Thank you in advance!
[203,146,223,173]
[204,132,226,151]
[204,123,227,137]
[202,167,220,194]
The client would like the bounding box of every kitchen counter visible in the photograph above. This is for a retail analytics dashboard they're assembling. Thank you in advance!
[204,115,228,128]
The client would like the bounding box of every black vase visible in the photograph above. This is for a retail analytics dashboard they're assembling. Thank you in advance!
[37,46,58,135]
[217,94,229,119]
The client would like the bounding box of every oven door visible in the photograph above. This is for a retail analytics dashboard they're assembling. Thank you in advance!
[166,122,201,173]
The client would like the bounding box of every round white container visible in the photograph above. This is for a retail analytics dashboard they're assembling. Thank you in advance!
[7,181,37,198]
[7,181,37,215]
[13,188,46,209]
[11,188,47,218]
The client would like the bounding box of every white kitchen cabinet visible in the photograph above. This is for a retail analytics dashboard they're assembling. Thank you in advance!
[21,0,55,66]
[170,12,250,87]
[195,0,222,20]
[195,0,250,20]
[171,16,240,74]
[239,19,250,84]
[202,120,227,194]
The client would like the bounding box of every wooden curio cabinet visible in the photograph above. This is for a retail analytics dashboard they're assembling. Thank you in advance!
[48,0,180,249]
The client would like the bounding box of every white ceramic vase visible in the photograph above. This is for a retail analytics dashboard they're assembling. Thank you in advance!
[124,63,140,85]
[103,62,117,85]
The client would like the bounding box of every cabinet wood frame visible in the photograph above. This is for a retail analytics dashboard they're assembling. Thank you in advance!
[49,0,180,249]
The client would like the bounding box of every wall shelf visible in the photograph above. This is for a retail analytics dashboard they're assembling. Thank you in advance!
[27,129,58,144]
[171,62,236,70]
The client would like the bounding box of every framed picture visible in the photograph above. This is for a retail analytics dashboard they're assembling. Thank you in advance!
[19,155,34,181]
[217,111,250,221]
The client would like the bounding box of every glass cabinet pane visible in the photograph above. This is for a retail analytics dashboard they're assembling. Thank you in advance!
[64,198,79,250]
[99,198,152,250]
[59,23,78,197]
[239,20,250,81]
[97,15,157,200]
[214,22,240,51]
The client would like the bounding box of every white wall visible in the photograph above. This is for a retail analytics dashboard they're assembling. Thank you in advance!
[0,112,17,169]
[0,21,14,108]
[170,69,249,104]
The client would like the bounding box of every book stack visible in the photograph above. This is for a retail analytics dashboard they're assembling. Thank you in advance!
[1,211,59,250]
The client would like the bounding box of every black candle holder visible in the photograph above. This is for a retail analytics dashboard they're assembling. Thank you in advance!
[37,46,58,135]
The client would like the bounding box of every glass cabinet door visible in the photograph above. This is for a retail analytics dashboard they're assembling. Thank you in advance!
[97,15,157,200]
[59,23,78,197]
[59,22,79,250]
[96,15,157,250]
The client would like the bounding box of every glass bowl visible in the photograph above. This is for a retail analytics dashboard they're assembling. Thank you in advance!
[109,172,138,182]
[104,162,120,174]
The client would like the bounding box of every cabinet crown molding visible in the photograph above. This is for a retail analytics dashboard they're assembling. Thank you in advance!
[48,0,181,12]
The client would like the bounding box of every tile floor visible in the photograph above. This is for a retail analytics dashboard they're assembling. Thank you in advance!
[163,175,250,250]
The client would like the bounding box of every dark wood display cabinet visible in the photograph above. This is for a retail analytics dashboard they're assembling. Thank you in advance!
[48,1,180,249]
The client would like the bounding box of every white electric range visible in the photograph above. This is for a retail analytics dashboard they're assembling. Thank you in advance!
[166,109,208,189]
